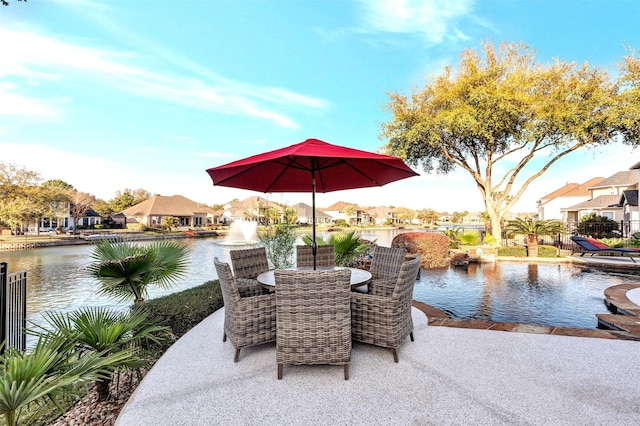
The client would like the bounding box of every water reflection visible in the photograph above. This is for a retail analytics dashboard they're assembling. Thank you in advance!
[414,261,640,329]
[1,238,256,328]
[2,230,635,332]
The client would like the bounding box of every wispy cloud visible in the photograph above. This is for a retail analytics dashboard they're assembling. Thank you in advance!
[0,83,61,117]
[355,0,474,44]
[0,25,328,129]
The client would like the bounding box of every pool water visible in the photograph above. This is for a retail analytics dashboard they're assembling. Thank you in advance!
[413,262,640,329]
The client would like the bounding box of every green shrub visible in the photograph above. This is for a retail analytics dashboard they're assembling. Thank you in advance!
[577,213,620,238]
[497,245,559,257]
[140,281,223,342]
[459,230,480,246]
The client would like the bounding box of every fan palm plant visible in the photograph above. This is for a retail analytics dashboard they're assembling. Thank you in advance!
[503,218,565,257]
[33,307,170,401]
[0,334,136,426]
[87,239,191,305]
[302,231,370,266]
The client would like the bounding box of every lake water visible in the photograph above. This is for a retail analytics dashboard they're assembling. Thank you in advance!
[2,229,636,332]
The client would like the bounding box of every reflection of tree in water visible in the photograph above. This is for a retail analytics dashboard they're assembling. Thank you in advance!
[476,261,501,320]
[527,263,539,284]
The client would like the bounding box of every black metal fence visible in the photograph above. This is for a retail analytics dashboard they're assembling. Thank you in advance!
[0,262,27,353]
[500,220,640,249]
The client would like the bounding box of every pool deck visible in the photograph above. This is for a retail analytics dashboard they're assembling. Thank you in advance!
[116,255,640,425]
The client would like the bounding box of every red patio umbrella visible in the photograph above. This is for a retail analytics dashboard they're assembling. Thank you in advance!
[206,138,419,268]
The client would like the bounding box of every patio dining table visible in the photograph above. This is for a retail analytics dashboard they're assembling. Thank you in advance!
[257,266,372,291]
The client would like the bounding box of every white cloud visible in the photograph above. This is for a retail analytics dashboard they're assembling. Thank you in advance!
[356,0,474,44]
[0,83,61,117]
[0,27,327,128]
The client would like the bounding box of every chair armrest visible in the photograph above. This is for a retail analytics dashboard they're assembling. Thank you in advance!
[235,277,268,297]
[369,278,396,297]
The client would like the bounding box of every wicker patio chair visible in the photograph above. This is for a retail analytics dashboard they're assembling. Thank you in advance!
[275,268,352,380]
[214,257,276,362]
[296,244,335,267]
[351,255,421,362]
[229,247,270,296]
[360,245,407,295]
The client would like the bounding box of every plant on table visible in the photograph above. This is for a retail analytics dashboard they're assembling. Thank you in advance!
[260,224,297,269]
[302,230,370,266]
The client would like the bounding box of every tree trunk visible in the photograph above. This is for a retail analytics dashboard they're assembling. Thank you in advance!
[526,233,538,257]
[490,214,502,243]
[95,378,111,401]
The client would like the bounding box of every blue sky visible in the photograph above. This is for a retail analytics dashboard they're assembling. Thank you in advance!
[2,0,639,213]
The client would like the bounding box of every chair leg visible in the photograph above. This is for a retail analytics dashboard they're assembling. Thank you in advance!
[223,333,227,342]
[344,364,349,380]
[278,364,283,380]
[391,348,398,363]
[410,331,414,342]
[234,348,241,363]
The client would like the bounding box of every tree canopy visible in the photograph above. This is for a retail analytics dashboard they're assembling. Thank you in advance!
[381,41,640,240]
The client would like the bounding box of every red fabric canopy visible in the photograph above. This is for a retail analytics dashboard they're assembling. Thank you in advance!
[206,138,418,193]
[206,138,418,268]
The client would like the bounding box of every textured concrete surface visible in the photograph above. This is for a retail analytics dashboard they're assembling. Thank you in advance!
[116,308,640,426]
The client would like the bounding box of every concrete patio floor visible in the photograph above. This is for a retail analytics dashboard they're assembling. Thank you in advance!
[116,306,640,425]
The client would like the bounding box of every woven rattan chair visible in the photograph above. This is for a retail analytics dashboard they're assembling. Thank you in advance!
[351,255,421,362]
[214,257,276,362]
[275,268,352,380]
[229,247,270,296]
[296,245,335,267]
[363,245,407,295]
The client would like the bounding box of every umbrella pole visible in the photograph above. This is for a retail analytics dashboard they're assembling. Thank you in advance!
[312,174,317,270]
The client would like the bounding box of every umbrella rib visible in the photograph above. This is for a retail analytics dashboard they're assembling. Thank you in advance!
[213,162,266,187]
[263,157,313,193]
[316,158,414,186]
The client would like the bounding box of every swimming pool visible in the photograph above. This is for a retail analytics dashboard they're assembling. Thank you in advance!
[413,261,640,329]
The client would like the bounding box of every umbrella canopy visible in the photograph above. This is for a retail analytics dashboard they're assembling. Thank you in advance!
[206,138,419,268]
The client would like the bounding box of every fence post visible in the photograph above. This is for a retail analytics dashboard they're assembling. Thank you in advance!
[0,262,7,354]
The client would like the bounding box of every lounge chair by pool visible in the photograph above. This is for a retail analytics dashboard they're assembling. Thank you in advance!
[570,236,640,263]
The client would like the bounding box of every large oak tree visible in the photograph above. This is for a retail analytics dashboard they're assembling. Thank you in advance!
[381,41,640,241]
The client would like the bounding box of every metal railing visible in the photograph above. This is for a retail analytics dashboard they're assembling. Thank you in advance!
[0,262,27,353]
[500,220,640,249]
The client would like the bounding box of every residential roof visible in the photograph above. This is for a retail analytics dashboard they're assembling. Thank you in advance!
[617,190,639,207]
[238,196,283,211]
[291,202,331,219]
[368,206,394,219]
[589,170,637,189]
[121,195,213,217]
[538,177,605,202]
[323,201,360,211]
[561,195,622,211]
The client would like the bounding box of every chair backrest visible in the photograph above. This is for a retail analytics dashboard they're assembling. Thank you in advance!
[391,255,421,302]
[214,257,241,332]
[369,245,406,279]
[230,247,269,279]
[570,236,599,250]
[296,245,335,267]
[275,269,351,365]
